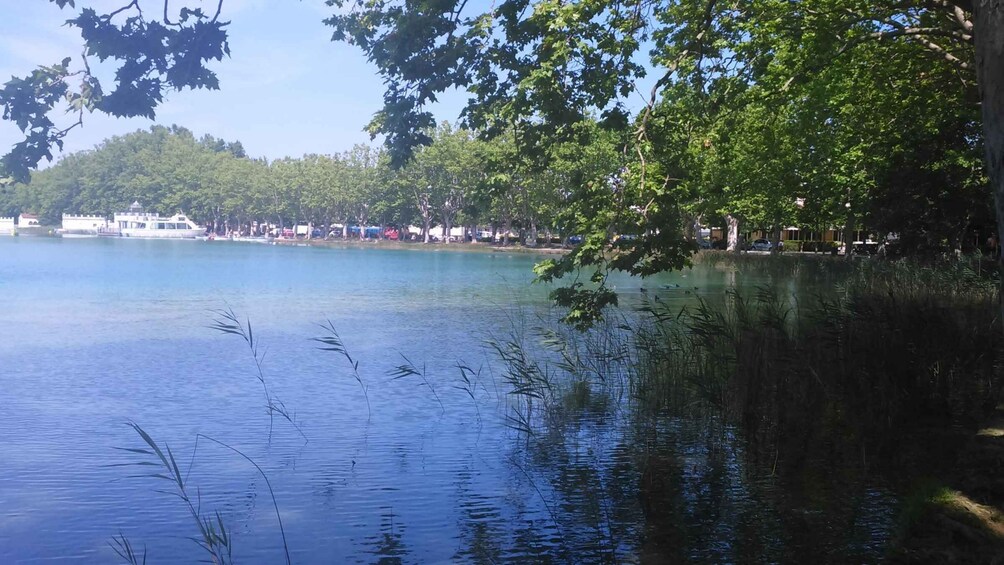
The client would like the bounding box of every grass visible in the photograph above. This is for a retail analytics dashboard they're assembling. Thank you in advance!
[893,479,1004,562]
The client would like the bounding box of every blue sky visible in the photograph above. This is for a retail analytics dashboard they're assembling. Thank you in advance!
[1,0,656,165]
[0,0,473,163]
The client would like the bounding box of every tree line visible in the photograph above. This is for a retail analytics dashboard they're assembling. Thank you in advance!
[0,122,623,244]
[1,1,999,324]
[1,89,986,254]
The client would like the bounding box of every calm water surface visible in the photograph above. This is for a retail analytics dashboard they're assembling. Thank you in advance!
[0,238,895,563]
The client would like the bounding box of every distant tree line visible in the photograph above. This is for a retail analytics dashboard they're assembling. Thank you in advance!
[0,122,623,244]
[0,1,998,326]
[1,106,990,253]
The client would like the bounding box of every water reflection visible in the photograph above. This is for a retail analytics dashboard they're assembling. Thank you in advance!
[0,239,909,563]
[457,407,902,564]
[360,509,410,564]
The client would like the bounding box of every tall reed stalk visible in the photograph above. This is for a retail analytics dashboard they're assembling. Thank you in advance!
[312,319,371,421]
[110,423,234,564]
[389,353,445,415]
[110,423,292,565]
[210,308,307,441]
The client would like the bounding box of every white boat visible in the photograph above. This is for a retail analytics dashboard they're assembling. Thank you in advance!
[111,202,205,239]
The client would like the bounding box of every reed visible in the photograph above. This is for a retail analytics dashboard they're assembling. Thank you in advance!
[389,353,445,415]
[632,258,1002,473]
[210,308,307,441]
[109,532,146,565]
[109,423,234,564]
[480,304,637,437]
[484,330,557,435]
[191,434,291,565]
[312,319,371,421]
[110,424,292,565]
[454,361,483,424]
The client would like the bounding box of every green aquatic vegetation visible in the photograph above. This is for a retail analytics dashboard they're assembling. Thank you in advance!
[109,532,146,565]
[109,424,291,565]
[454,361,483,424]
[389,353,445,415]
[312,319,371,421]
[210,308,307,441]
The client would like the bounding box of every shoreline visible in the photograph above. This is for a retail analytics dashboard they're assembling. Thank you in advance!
[4,229,571,257]
[269,237,570,256]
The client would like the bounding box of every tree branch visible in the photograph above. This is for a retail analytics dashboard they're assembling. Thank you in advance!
[102,0,141,21]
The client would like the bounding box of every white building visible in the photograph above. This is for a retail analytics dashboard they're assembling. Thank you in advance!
[17,213,39,227]
[0,217,14,234]
[61,214,109,232]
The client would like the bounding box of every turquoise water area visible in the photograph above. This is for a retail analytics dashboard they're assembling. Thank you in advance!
[0,238,894,563]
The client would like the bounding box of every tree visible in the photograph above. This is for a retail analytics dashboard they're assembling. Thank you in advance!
[326,0,1000,324]
[1,0,231,183]
[6,0,1002,324]
[343,144,383,239]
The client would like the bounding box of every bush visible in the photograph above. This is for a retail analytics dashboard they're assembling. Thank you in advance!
[797,240,838,253]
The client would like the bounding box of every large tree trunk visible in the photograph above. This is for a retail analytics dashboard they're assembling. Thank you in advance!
[726,214,740,252]
[974,3,1004,327]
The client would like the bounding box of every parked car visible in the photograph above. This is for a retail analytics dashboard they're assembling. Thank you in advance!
[749,238,773,251]
[568,235,583,244]
[850,241,879,255]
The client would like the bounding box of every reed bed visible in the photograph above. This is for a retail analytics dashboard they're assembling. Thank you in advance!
[634,254,1002,473]
[105,255,1003,562]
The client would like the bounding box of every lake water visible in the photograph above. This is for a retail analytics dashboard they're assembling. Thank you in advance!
[0,238,897,563]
